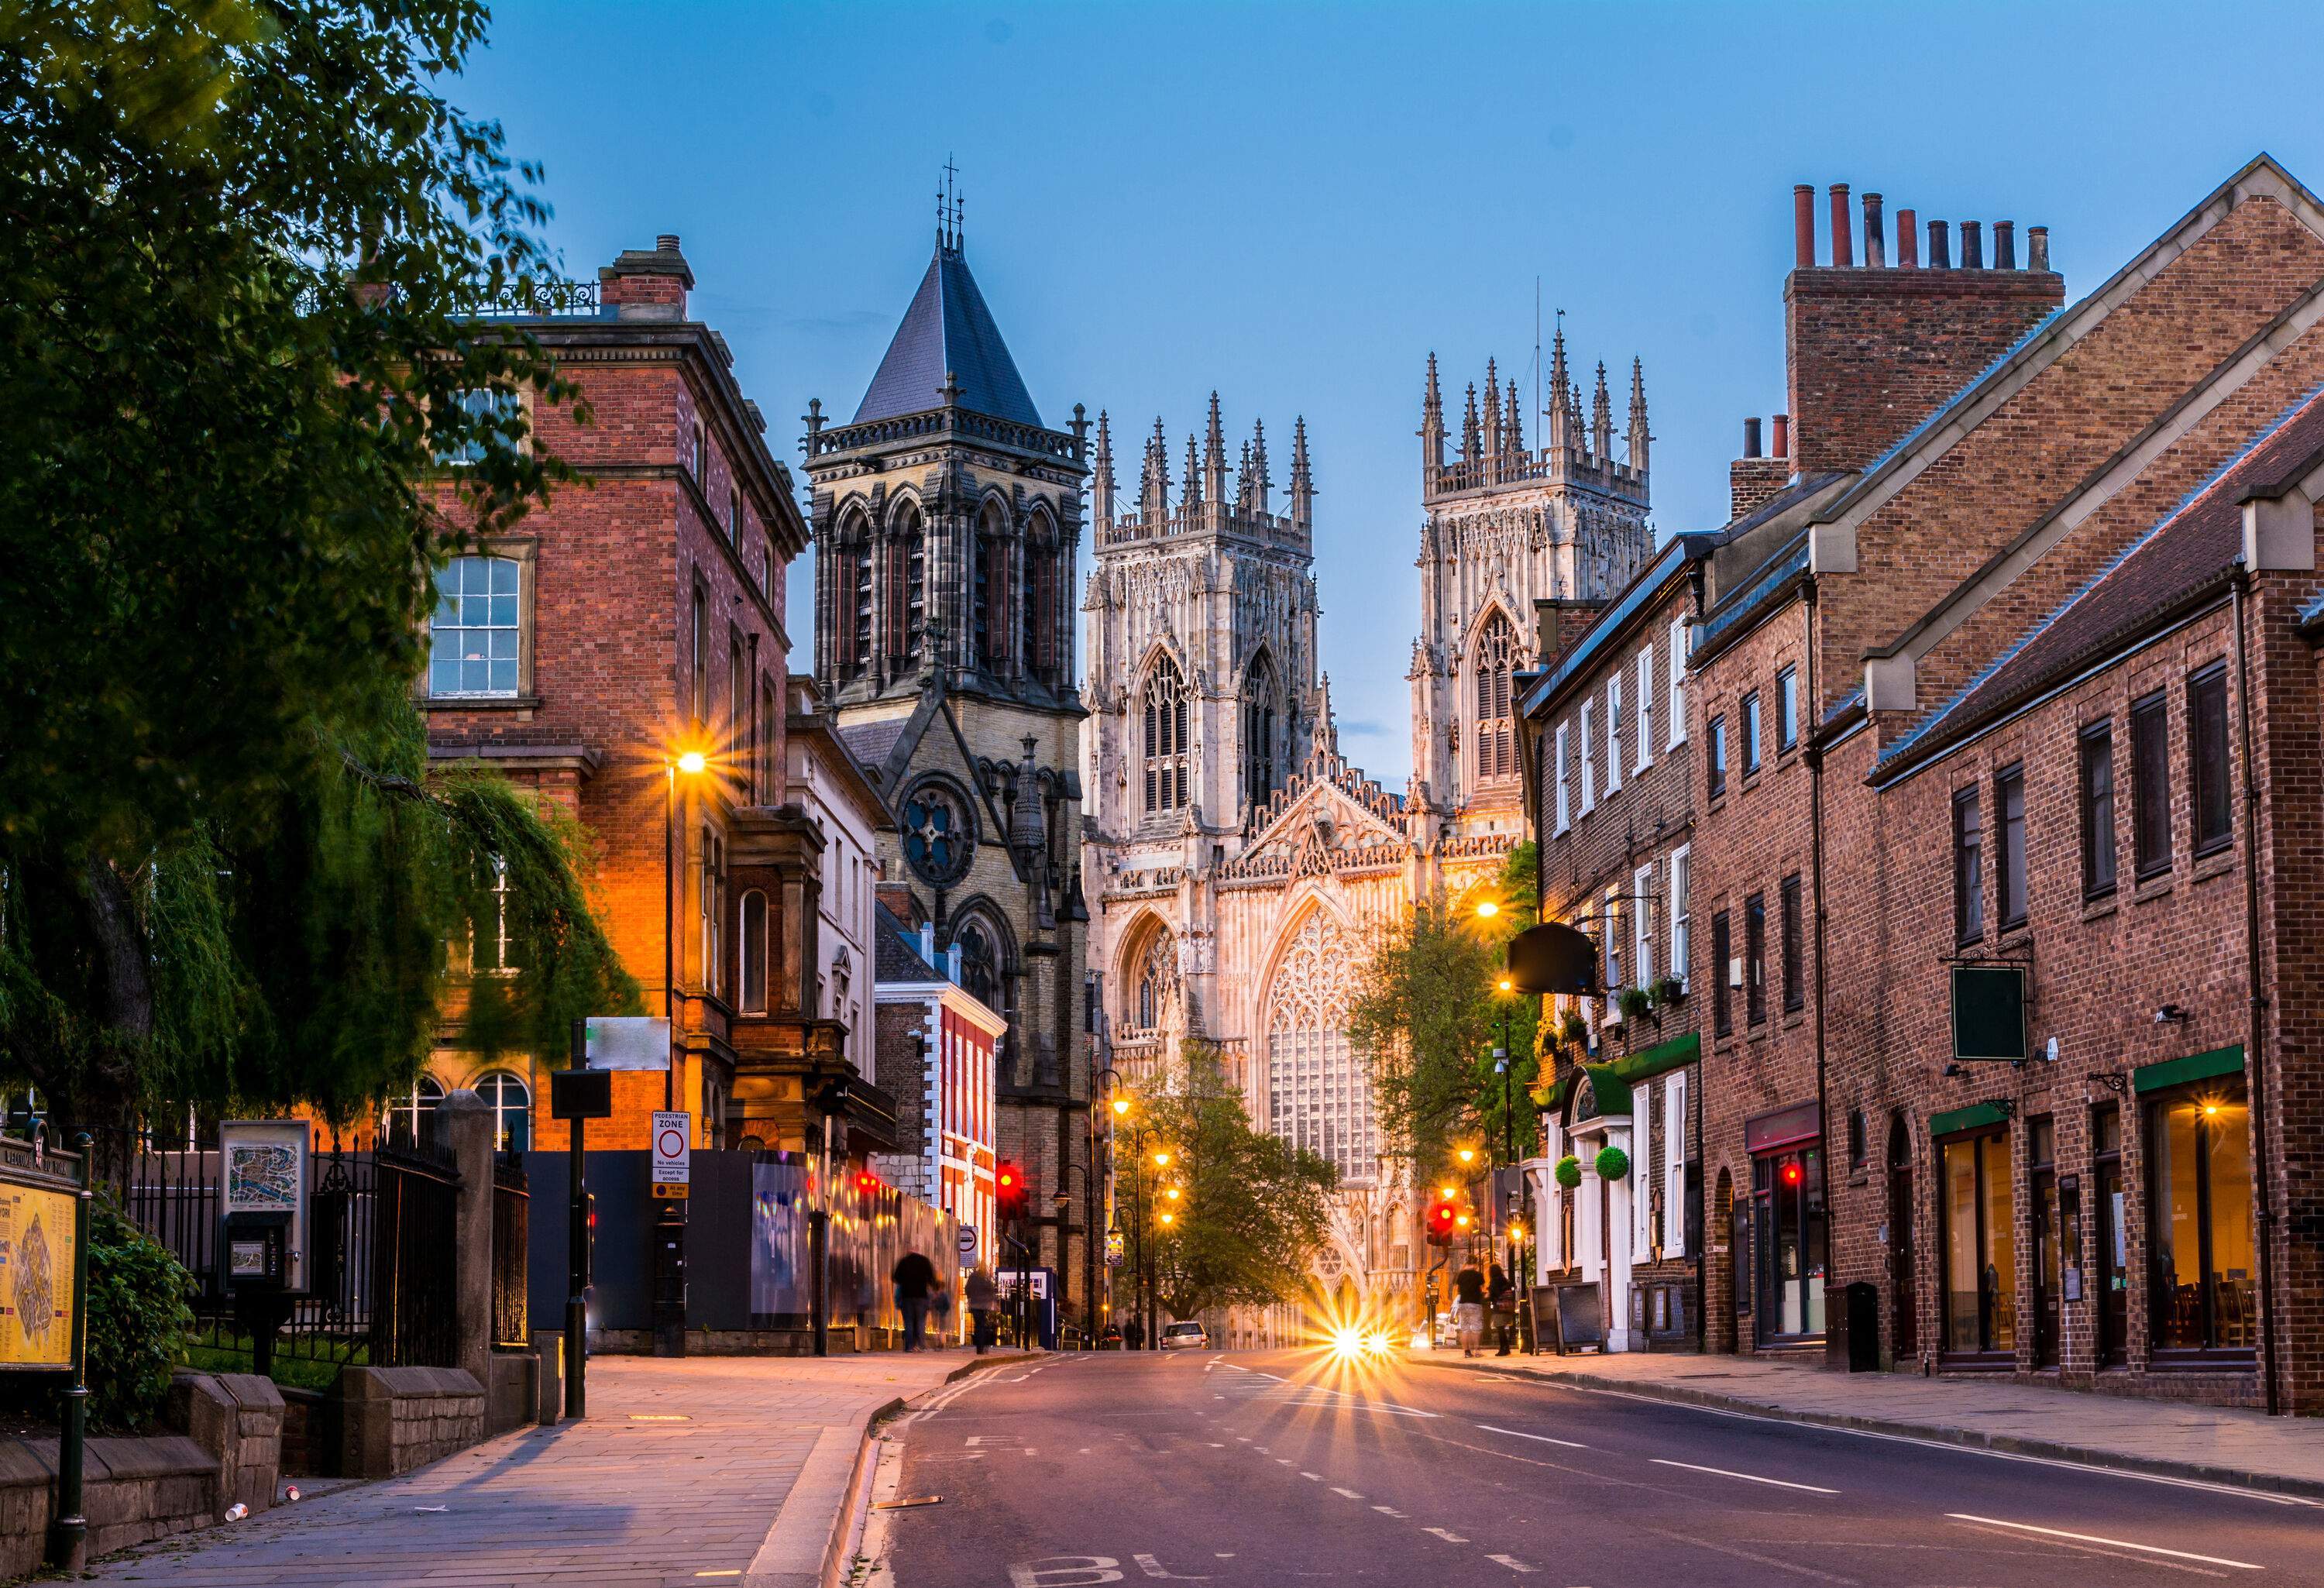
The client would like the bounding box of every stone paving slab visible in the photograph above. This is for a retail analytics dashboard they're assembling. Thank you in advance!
[1423,1346,2324,1497]
[81,1352,981,1588]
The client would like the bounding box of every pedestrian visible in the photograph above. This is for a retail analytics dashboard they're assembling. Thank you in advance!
[966,1267,1000,1354]
[1453,1259,1487,1357]
[1123,1316,1145,1352]
[892,1248,939,1352]
[1488,1263,1518,1356]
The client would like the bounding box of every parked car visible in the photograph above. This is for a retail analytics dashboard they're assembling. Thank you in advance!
[1159,1320,1209,1350]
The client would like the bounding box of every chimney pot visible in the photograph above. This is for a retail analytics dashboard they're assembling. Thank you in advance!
[1995,220,2016,270]
[1793,184,1816,269]
[1771,413,1791,461]
[1863,192,1886,267]
[1744,417,1763,459]
[1897,208,1919,267]
[1828,184,1854,268]
[1928,219,1952,270]
[657,234,681,253]
[1961,220,1985,270]
[2028,225,2051,273]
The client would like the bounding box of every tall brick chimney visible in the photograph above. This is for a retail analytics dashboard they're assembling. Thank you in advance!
[600,232,694,321]
[1783,184,2062,476]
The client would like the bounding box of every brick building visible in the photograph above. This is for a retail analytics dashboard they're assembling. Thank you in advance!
[420,234,896,1168]
[870,895,1006,1258]
[1528,157,2324,1414]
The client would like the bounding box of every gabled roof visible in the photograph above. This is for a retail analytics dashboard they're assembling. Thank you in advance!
[1881,385,2324,775]
[873,900,943,983]
[853,242,1043,428]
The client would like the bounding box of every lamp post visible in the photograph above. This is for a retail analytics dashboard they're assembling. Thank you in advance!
[1097,1068,1125,1344]
[658,748,707,1361]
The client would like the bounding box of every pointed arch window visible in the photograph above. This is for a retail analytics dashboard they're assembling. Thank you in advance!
[1244,651,1281,807]
[973,501,1010,672]
[954,917,1002,1012]
[1470,611,1522,784]
[1023,513,1057,687]
[1142,655,1191,816]
[1126,923,1180,1039]
[886,503,925,670]
[1265,911,1372,1182]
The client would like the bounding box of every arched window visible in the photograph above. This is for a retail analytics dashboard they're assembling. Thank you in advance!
[955,918,1001,1010]
[383,1076,445,1150]
[1243,650,1280,806]
[738,889,768,1013]
[841,509,875,680]
[973,501,1009,671]
[1142,655,1191,816]
[1124,923,1179,1038]
[1023,511,1057,686]
[475,1071,531,1153]
[429,555,522,698]
[1470,611,1522,784]
[886,502,925,670]
[1265,911,1371,1182]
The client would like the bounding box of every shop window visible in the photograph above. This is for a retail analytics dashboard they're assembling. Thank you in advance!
[1953,786,1983,944]
[2132,689,2171,878]
[2081,722,2116,899]
[1752,1147,1825,1338]
[1939,1128,2016,1359]
[1996,765,2027,930]
[2145,1078,2256,1356]
[2188,666,2232,858]
[2092,1105,2127,1366]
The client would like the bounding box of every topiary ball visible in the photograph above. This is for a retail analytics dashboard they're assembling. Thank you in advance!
[1553,1154,1582,1190]
[1595,1146,1629,1181]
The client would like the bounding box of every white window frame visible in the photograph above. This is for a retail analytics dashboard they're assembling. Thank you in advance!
[1605,675,1624,796]
[1635,646,1655,773]
[1580,700,1597,813]
[1633,862,1655,989]
[1665,1070,1687,1260]
[429,552,525,699]
[1539,1122,1565,1270]
[1666,617,1689,748]
[1553,721,1572,834]
[1633,1080,1655,1261]
[1604,885,1623,992]
[1669,844,1691,991]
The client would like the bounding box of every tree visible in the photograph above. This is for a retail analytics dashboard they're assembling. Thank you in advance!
[1346,843,1542,1177]
[1122,1043,1337,1322]
[0,0,636,1128]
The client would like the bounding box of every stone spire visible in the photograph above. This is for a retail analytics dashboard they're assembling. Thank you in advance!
[1545,326,1573,453]
[1238,439,1254,514]
[1092,409,1116,525]
[1461,383,1482,464]
[1182,432,1202,511]
[1203,390,1228,507]
[1250,418,1271,515]
[1483,356,1503,465]
[1626,357,1650,476]
[1591,362,1613,462]
[1141,416,1169,520]
[1290,416,1313,531]
[1422,352,1445,474]
[1504,380,1525,458]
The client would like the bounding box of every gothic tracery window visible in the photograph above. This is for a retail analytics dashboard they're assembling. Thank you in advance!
[1243,649,1280,808]
[954,916,1002,1011]
[1142,655,1191,816]
[1265,910,1373,1183]
[973,500,1009,672]
[886,502,925,670]
[1470,610,1522,784]
[1126,923,1180,1038]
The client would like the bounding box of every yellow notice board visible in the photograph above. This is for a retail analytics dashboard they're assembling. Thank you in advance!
[0,1182,76,1369]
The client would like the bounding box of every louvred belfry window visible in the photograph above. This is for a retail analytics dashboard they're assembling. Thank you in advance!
[886,503,925,670]
[1143,655,1191,816]
[1471,612,1521,782]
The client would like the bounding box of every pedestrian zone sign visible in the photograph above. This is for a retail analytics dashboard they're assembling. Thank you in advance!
[651,1112,691,1200]
[957,1225,978,1267]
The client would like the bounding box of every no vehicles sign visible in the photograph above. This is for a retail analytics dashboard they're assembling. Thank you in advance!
[651,1112,691,1199]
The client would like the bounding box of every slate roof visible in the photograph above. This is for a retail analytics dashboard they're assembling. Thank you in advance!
[834,717,909,779]
[874,901,943,984]
[853,243,1043,428]
[1886,385,2324,770]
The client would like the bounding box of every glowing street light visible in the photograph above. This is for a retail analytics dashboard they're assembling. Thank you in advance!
[1474,899,1500,919]
[676,749,707,776]
[1456,1146,1477,1167]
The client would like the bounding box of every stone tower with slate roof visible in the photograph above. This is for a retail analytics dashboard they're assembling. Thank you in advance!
[803,196,1094,1325]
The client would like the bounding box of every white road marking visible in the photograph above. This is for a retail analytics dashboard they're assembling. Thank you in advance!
[1423,1526,1469,1542]
[1205,1442,1225,1447]
[967,1436,984,1446]
[1945,1515,2261,1570]
[1275,1458,1293,1465]
[1133,1553,1211,1579]
[1373,1505,1408,1518]
[1485,1555,1537,1573]
[1477,1423,1588,1449]
[1651,1458,1838,1494]
[1299,1471,1322,1481]
[1331,1487,1364,1500]
[1009,1558,1124,1587]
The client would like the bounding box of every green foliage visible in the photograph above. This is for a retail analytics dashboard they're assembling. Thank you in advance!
[1554,1155,1582,1190]
[1594,1146,1629,1182]
[1346,844,1542,1174]
[1122,1044,1338,1321]
[0,1,636,1125]
[84,1199,197,1432]
[1617,986,1653,1024]
[1648,974,1685,1011]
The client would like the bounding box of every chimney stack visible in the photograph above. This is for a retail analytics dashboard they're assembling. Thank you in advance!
[1743,417,1763,458]
[2028,225,2051,273]
[1828,184,1854,267]
[1928,219,1951,270]
[1961,220,1985,270]
[1863,193,1886,267]
[1771,413,1790,460]
[1793,184,1817,268]
[1897,208,1919,267]
[656,234,681,253]
[1994,220,2016,270]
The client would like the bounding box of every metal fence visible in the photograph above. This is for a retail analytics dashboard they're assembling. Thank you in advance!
[370,1136,461,1368]
[491,1151,528,1347]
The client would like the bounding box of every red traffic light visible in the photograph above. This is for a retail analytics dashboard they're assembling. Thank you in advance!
[996,1160,1029,1220]
[854,1169,882,1196]
[1425,1197,1460,1247]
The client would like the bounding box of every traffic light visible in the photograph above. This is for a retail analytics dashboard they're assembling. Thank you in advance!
[1425,1196,1459,1248]
[853,1167,883,1197]
[996,1160,1029,1222]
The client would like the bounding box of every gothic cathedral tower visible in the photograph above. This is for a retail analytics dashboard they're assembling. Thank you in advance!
[804,201,1092,1312]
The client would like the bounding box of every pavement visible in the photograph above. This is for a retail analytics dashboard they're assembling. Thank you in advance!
[865,1348,2324,1586]
[1422,1346,2324,1499]
[82,1349,1018,1588]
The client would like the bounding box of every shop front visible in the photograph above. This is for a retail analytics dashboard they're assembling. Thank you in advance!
[1743,1101,1824,1347]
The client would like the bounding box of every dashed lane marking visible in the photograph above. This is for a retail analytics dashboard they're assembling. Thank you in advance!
[1330,1487,1364,1500]
[1299,1471,1322,1481]
[1477,1423,1587,1449]
[1424,1527,1470,1543]
[1484,1555,1537,1573]
[1372,1505,1408,1518]
[1944,1515,2262,1571]
[1652,1458,1838,1493]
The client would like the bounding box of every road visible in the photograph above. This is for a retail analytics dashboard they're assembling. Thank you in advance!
[870,1348,2324,1586]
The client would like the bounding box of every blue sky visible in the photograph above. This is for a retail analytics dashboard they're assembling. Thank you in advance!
[462,0,2324,786]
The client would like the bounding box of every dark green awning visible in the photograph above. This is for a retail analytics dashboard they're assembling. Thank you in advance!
[2134,1044,2246,1094]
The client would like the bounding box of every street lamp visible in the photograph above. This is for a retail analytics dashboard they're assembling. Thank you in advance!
[661,744,709,1361]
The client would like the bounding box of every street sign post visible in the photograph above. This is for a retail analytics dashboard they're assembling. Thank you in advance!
[957,1225,978,1269]
[651,1112,691,1200]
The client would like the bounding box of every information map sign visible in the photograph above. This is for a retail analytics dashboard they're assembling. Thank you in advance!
[0,1178,77,1370]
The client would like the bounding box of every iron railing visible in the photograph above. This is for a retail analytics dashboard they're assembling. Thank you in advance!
[491,1150,529,1348]
[370,1139,461,1368]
